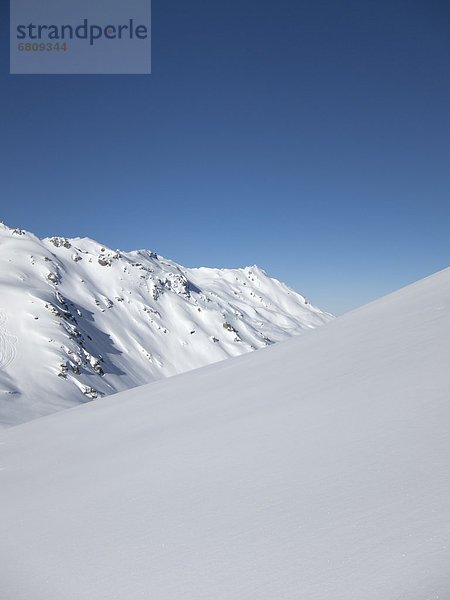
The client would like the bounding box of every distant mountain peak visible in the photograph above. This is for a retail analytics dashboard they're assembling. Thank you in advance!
[0,224,333,427]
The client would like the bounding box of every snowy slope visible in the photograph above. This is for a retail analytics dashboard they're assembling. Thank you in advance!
[0,223,332,427]
[1,268,449,599]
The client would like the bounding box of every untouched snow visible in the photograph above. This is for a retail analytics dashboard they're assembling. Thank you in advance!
[1,268,450,599]
[0,223,332,427]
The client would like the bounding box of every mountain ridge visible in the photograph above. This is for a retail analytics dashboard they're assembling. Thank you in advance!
[0,222,333,427]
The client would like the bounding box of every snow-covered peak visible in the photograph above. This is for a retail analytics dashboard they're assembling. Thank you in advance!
[0,224,333,427]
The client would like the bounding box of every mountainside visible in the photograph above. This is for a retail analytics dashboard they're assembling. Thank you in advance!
[0,223,332,427]
[1,268,449,599]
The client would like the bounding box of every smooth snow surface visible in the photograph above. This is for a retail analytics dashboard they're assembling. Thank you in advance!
[1,268,450,599]
[0,223,332,427]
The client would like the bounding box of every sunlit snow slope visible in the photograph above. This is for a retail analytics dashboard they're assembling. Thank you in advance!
[1,268,449,599]
[0,223,332,427]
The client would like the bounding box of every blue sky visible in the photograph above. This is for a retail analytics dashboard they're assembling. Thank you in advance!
[2,0,450,314]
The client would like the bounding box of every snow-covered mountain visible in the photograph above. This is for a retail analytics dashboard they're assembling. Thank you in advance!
[1,268,449,599]
[0,223,332,427]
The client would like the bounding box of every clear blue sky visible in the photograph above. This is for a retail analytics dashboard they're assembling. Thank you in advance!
[2,0,449,314]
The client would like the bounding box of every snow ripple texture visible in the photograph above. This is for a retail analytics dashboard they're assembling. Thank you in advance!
[0,312,17,370]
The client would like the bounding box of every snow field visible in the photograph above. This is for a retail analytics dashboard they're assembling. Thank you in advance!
[0,267,449,599]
